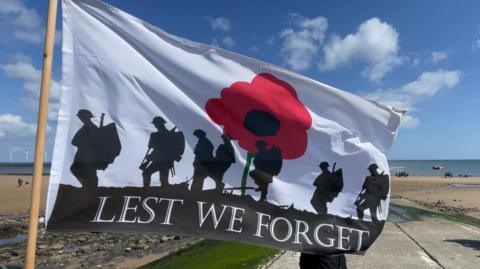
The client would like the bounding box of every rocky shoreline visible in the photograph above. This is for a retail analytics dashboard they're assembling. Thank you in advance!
[0,212,198,269]
[391,194,480,216]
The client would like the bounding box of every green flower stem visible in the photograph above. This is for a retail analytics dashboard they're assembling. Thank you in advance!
[240,152,255,196]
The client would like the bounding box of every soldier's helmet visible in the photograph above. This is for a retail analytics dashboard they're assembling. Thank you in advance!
[193,129,206,137]
[255,140,267,148]
[319,162,329,169]
[368,163,379,173]
[151,116,166,125]
[76,109,93,119]
[221,133,232,140]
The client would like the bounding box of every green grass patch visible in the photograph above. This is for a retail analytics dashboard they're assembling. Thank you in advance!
[140,240,280,269]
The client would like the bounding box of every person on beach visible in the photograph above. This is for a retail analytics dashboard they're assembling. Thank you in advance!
[16,178,23,188]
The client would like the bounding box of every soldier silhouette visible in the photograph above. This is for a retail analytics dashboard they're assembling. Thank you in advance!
[249,140,282,201]
[70,109,121,189]
[70,109,101,189]
[211,134,236,192]
[190,129,215,192]
[310,162,344,215]
[355,164,390,222]
[140,116,185,187]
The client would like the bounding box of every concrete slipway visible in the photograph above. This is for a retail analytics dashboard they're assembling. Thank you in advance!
[265,199,480,269]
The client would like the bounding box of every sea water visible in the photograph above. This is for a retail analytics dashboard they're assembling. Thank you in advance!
[0,163,51,175]
[388,160,480,176]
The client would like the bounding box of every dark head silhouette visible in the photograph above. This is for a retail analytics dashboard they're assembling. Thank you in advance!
[319,161,329,172]
[368,163,379,175]
[76,109,94,125]
[243,109,280,137]
[193,129,207,138]
[77,109,93,118]
[151,116,166,126]
[254,139,268,151]
[221,133,232,142]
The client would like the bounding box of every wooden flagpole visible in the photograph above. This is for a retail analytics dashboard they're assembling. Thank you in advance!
[24,0,58,268]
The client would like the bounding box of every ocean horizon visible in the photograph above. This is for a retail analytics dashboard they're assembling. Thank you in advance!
[0,160,479,176]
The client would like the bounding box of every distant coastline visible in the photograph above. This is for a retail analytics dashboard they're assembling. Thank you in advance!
[0,162,51,175]
[1,160,479,176]
[388,160,480,176]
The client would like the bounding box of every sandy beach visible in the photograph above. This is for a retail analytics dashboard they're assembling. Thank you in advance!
[391,175,480,219]
[0,175,49,215]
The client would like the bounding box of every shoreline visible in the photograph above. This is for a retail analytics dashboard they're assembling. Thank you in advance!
[391,175,480,219]
[1,174,479,268]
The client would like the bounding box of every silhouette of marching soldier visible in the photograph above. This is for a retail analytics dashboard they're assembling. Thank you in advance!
[355,164,390,222]
[310,162,344,215]
[190,129,215,192]
[139,116,185,187]
[211,134,236,192]
[70,109,121,189]
[249,140,282,201]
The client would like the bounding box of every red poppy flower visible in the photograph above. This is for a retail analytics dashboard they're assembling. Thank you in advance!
[205,73,312,160]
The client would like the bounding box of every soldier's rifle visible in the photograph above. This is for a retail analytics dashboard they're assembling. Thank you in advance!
[354,189,367,206]
[139,148,152,170]
[139,126,179,171]
[100,113,105,127]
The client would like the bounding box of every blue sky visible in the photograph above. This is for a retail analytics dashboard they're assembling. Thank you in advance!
[0,0,479,161]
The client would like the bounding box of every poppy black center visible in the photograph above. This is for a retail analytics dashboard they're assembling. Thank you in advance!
[243,109,280,137]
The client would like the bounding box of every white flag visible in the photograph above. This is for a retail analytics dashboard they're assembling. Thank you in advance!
[47,0,402,254]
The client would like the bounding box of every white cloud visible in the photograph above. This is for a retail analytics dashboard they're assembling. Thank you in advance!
[0,113,36,138]
[366,70,461,128]
[280,14,328,71]
[222,36,235,48]
[1,60,61,121]
[431,51,447,63]
[474,25,480,50]
[321,18,403,82]
[399,115,419,129]
[401,70,460,98]
[206,17,231,31]
[0,0,44,44]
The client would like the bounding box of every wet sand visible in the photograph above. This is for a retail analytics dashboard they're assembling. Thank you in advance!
[391,176,480,219]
